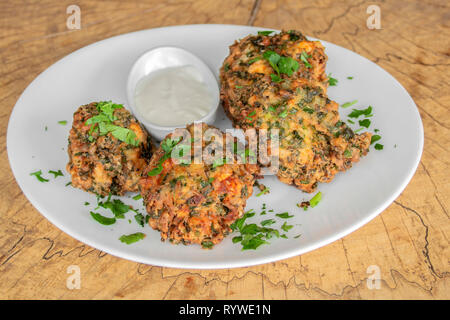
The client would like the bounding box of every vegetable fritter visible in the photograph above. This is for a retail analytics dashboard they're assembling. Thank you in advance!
[67,102,154,196]
[220,30,371,192]
[139,123,260,249]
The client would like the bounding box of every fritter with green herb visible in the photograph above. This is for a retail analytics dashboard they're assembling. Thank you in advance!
[67,101,154,196]
[220,30,371,192]
[139,123,260,249]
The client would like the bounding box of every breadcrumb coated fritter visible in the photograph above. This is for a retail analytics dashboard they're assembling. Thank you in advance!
[220,30,371,193]
[139,123,259,249]
[67,102,154,196]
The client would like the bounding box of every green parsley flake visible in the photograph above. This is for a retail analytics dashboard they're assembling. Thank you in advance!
[119,232,146,244]
[148,137,182,176]
[359,119,371,128]
[275,212,294,219]
[48,169,64,178]
[270,74,282,82]
[134,213,146,227]
[90,211,116,225]
[328,74,338,86]
[303,107,314,114]
[85,101,139,146]
[300,51,312,68]
[344,149,352,158]
[58,120,67,125]
[96,194,133,219]
[348,106,372,118]
[256,187,270,197]
[263,50,299,80]
[374,143,384,150]
[30,170,49,182]
[132,194,142,200]
[258,30,274,36]
[310,192,322,208]
[371,134,381,145]
[281,222,293,232]
[261,219,276,226]
[347,76,354,79]
[341,100,358,108]
[248,57,262,64]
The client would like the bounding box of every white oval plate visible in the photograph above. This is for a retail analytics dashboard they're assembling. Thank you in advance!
[7,25,423,269]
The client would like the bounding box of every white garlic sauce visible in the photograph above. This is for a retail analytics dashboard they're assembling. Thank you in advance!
[134,65,213,127]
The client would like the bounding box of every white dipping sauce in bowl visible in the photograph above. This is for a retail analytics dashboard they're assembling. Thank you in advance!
[134,65,213,127]
[127,46,220,141]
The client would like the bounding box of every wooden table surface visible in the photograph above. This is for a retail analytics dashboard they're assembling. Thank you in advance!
[1,0,448,300]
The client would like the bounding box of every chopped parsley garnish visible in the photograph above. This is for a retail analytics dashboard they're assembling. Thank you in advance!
[84,202,90,206]
[310,191,322,208]
[48,169,64,178]
[371,135,381,145]
[303,107,314,114]
[270,74,282,82]
[344,149,352,158]
[261,219,276,226]
[358,119,371,128]
[341,100,358,108]
[134,213,146,227]
[300,51,312,68]
[248,57,262,64]
[201,240,214,249]
[132,194,142,200]
[148,137,182,176]
[278,109,288,118]
[96,195,132,219]
[256,187,270,197]
[232,236,242,243]
[263,50,299,82]
[278,56,300,76]
[258,30,274,36]
[65,182,72,186]
[90,211,116,225]
[230,204,297,250]
[328,74,338,86]
[281,222,293,232]
[275,212,294,219]
[347,76,354,79]
[30,170,49,182]
[235,85,243,89]
[347,119,355,124]
[119,232,146,244]
[374,143,384,150]
[348,106,372,118]
[58,120,67,125]
[85,101,139,146]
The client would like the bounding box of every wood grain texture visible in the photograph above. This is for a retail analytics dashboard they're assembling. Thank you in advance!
[0,0,448,300]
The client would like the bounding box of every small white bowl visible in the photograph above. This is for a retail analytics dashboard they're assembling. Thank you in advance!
[126,46,220,141]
